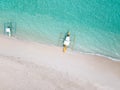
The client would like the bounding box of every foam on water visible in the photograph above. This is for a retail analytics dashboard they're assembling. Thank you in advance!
[0,0,120,60]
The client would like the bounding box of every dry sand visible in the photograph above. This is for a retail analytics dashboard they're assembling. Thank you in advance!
[0,35,120,90]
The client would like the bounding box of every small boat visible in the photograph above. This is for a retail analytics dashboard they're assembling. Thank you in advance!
[63,32,70,52]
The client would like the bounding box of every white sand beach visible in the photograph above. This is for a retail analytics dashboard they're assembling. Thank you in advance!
[0,35,120,90]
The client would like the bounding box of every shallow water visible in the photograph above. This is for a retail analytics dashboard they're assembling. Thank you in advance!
[0,0,120,60]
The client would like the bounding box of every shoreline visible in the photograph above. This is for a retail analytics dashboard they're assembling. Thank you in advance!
[1,35,119,61]
[78,51,120,62]
[0,35,120,90]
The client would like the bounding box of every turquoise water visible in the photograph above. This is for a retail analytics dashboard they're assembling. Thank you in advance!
[0,0,120,60]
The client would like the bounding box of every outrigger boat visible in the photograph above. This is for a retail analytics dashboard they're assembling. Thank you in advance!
[58,31,76,52]
[63,32,70,52]
[4,22,16,37]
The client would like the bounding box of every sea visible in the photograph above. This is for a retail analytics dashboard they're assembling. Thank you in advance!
[0,0,120,60]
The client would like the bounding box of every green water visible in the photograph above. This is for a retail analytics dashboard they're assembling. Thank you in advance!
[0,0,120,60]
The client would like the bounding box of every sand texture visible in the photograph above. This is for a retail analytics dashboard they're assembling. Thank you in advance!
[0,36,120,90]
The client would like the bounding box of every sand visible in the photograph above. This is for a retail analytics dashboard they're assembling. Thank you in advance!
[0,35,120,90]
